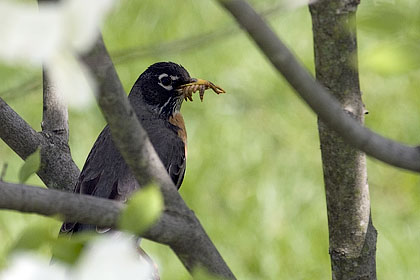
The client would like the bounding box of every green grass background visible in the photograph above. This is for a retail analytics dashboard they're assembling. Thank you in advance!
[1,0,420,279]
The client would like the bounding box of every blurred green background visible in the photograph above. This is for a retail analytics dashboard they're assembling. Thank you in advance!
[1,0,420,279]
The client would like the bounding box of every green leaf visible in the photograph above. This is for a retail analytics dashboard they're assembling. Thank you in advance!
[10,224,54,253]
[18,147,41,183]
[118,184,164,235]
[51,237,84,265]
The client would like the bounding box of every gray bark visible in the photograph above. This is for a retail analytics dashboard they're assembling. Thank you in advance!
[0,181,122,227]
[310,0,377,279]
[0,97,79,191]
[39,68,79,192]
[0,179,230,267]
[41,69,69,140]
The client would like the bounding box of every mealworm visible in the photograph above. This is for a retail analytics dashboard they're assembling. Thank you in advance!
[178,80,225,102]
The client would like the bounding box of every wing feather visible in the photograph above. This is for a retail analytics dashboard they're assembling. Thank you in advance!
[61,116,186,234]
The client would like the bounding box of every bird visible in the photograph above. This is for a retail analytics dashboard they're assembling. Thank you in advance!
[61,61,224,234]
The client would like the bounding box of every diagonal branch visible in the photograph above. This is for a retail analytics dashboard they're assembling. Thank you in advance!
[1,0,234,277]
[0,85,234,277]
[0,98,42,159]
[0,34,235,280]
[217,0,420,172]
[82,35,235,279]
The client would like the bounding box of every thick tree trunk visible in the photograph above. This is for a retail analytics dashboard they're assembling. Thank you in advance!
[309,1,377,279]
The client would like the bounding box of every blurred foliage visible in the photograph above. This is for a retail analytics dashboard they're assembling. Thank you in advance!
[1,0,420,279]
[18,147,40,183]
[3,216,96,266]
[8,219,57,254]
[118,184,164,235]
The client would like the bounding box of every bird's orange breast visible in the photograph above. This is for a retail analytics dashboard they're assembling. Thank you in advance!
[168,112,187,157]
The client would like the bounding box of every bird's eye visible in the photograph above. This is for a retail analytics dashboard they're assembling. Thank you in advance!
[160,76,172,86]
[158,73,174,91]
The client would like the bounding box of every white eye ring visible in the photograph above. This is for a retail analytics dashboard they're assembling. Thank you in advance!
[158,73,173,91]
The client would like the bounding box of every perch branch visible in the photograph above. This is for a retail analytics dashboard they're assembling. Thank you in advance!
[0,181,194,248]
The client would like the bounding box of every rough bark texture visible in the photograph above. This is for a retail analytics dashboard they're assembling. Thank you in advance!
[39,69,79,192]
[0,181,122,227]
[310,1,377,279]
[0,98,42,159]
[0,98,79,191]
[41,69,69,140]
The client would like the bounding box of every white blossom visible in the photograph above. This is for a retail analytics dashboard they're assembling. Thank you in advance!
[0,0,115,109]
[73,234,154,280]
[0,253,68,280]
[0,235,154,280]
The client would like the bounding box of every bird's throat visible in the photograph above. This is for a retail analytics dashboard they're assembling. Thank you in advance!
[158,96,183,119]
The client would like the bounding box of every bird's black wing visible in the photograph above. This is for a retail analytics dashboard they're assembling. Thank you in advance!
[141,116,186,189]
[61,126,139,233]
[61,118,186,234]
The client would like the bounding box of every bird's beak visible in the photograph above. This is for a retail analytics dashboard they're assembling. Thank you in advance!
[177,78,225,102]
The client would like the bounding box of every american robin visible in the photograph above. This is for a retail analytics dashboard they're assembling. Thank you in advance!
[61,62,224,234]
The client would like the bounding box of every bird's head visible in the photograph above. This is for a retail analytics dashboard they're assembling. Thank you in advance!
[129,62,224,118]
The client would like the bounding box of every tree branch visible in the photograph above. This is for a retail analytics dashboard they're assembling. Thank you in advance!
[0,179,230,273]
[217,0,420,172]
[0,98,42,159]
[81,35,235,279]
[0,88,234,276]
[0,180,203,251]
[0,98,79,191]
[41,69,69,140]
[0,181,122,227]
[0,172,232,278]
[0,35,234,280]
[2,1,233,277]
[310,0,377,279]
